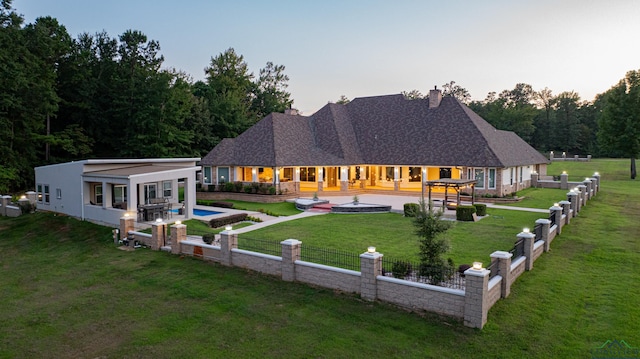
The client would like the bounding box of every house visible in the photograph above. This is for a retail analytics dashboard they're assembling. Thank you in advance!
[34,158,200,226]
[200,88,549,197]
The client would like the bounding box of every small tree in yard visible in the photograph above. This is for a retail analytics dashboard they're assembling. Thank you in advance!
[413,198,453,284]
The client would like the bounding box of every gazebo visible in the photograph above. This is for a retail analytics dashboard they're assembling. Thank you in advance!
[424,179,477,210]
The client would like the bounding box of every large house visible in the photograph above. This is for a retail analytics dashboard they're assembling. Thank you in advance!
[200,88,548,196]
[34,158,200,226]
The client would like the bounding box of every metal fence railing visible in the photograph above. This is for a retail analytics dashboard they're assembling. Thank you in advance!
[549,212,556,227]
[300,244,361,271]
[380,256,465,290]
[534,223,543,241]
[238,237,282,257]
[510,238,525,259]
[485,260,498,279]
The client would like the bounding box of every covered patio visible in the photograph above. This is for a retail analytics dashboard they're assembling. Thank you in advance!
[424,178,477,211]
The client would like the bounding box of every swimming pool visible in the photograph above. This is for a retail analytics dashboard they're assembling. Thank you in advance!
[170,208,222,216]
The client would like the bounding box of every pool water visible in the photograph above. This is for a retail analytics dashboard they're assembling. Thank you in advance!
[170,208,222,216]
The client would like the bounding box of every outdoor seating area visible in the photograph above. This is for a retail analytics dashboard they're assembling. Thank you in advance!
[137,199,173,221]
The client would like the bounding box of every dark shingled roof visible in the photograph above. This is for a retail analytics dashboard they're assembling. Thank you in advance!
[201,93,549,168]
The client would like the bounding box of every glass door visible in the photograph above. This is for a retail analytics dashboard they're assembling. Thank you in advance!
[144,183,157,204]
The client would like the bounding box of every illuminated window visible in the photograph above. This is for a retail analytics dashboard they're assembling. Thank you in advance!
[409,167,421,182]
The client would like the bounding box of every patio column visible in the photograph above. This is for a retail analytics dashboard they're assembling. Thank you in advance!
[393,166,400,191]
[184,174,195,220]
[317,167,324,192]
[359,166,366,189]
[340,166,348,191]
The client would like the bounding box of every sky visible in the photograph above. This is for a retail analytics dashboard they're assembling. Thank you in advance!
[16,0,640,115]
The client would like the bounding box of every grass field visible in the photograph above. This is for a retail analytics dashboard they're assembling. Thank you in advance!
[0,159,638,358]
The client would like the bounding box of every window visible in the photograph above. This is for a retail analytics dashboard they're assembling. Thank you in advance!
[218,167,229,183]
[474,169,485,188]
[37,184,43,203]
[44,185,50,204]
[283,168,293,181]
[488,169,496,189]
[163,181,172,198]
[510,168,514,185]
[439,168,452,179]
[385,167,394,181]
[203,167,212,184]
[56,188,62,199]
[519,167,523,184]
[409,167,421,182]
[94,185,102,205]
[299,167,316,182]
[113,185,127,203]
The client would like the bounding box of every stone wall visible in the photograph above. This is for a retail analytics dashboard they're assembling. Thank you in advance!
[377,277,465,318]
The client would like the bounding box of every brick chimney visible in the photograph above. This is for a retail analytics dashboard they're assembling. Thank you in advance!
[429,86,442,108]
[284,108,299,115]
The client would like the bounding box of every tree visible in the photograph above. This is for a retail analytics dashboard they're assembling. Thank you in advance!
[336,94,350,104]
[442,81,471,104]
[413,198,453,283]
[401,89,424,100]
[598,69,640,178]
[252,61,292,119]
[553,91,581,153]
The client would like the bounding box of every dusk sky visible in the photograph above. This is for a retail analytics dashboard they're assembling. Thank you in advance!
[17,0,640,115]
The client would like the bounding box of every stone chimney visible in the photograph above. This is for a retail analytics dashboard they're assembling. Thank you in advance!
[429,86,442,108]
[284,108,299,115]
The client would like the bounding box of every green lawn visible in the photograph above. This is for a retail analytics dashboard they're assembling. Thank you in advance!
[0,158,638,358]
[197,199,301,216]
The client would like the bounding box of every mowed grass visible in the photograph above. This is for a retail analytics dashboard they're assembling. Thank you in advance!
[0,158,638,357]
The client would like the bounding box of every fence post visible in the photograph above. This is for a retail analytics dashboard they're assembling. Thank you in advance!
[119,214,134,242]
[582,179,593,200]
[281,239,301,282]
[151,220,167,251]
[560,172,569,190]
[220,228,238,266]
[531,172,539,188]
[535,219,552,252]
[464,266,490,328]
[577,184,587,208]
[171,222,187,255]
[360,249,382,301]
[550,204,563,235]
[567,191,578,218]
[592,173,601,194]
[519,229,536,271]
[0,195,10,216]
[490,251,513,298]
[25,191,37,205]
[559,200,571,225]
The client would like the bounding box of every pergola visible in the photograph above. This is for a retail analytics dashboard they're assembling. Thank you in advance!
[424,178,477,210]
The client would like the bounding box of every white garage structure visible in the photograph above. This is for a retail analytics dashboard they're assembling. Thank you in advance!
[34,158,200,226]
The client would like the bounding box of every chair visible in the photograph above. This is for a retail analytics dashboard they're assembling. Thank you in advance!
[164,203,172,219]
[137,207,145,221]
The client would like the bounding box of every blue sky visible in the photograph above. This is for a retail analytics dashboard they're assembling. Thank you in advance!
[16,0,640,114]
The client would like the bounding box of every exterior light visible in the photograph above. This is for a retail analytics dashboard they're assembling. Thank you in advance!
[585,177,590,181]
[155,218,163,223]
[367,246,376,253]
[553,203,559,208]
[124,212,130,218]
[472,262,483,270]
[175,220,181,225]
[562,171,567,175]
[225,225,232,231]
[594,172,599,176]
[20,195,26,199]
[523,227,530,233]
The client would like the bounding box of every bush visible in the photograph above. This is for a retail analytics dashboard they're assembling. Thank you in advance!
[223,182,235,192]
[243,185,252,194]
[202,233,215,244]
[456,205,476,221]
[268,186,276,195]
[209,213,248,228]
[473,203,487,216]
[403,203,419,217]
[391,260,412,279]
[234,181,244,192]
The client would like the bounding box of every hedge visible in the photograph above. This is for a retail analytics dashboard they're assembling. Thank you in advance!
[473,203,487,216]
[209,213,248,228]
[403,203,420,217]
[456,205,476,221]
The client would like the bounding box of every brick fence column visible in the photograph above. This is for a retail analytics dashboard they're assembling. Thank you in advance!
[577,184,587,208]
[151,220,168,251]
[550,204,563,235]
[170,222,187,255]
[531,172,539,188]
[119,215,134,242]
[592,173,601,195]
[281,239,301,282]
[560,172,569,190]
[360,249,383,301]
[464,266,490,328]
[520,229,536,271]
[220,228,238,266]
[490,251,513,298]
[25,191,37,205]
[567,191,578,218]
[535,218,551,252]
[582,179,593,200]
[1,195,10,216]
[559,200,571,225]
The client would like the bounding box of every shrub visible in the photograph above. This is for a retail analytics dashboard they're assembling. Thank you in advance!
[209,201,233,208]
[246,215,263,223]
[458,264,471,276]
[391,260,412,279]
[268,186,276,195]
[456,205,476,221]
[473,203,487,216]
[202,233,215,244]
[209,213,248,228]
[403,203,419,217]
[234,181,244,192]
[223,182,235,192]
[244,185,252,194]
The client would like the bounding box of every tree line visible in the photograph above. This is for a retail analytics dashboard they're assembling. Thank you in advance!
[2,0,639,193]
[0,1,292,192]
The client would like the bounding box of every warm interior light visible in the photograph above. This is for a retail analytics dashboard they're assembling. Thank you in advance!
[523,227,530,233]
[225,225,232,231]
[472,262,483,270]
[367,246,376,253]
